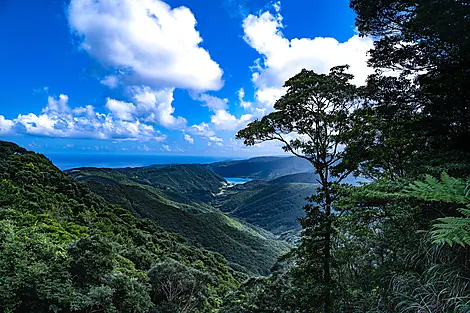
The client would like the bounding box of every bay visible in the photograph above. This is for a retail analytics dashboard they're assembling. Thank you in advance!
[224,177,252,185]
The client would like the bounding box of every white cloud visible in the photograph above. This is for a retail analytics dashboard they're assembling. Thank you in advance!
[186,122,224,146]
[72,105,96,117]
[188,122,215,137]
[5,94,167,142]
[43,94,70,113]
[238,88,251,109]
[102,87,186,129]
[242,4,374,111]
[206,136,224,147]
[106,98,136,121]
[254,87,286,112]
[0,116,14,135]
[100,75,119,88]
[209,136,223,143]
[198,93,228,111]
[68,0,223,91]
[161,144,171,152]
[132,87,187,129]
[184,133,194,144]
[210,109,253,131]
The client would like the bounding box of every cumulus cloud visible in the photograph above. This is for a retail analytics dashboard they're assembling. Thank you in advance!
[188,122,215,137]
[186,122,225,146]
[184,133,194,144]
[43,94,69,113]
[242,3,374,111]
[68,0,223,91]
[106,99,136,121]
[161,144,171,152]
[132,87,187,129]
[192,92,253,131]
[101,88,187,129]
[72,105,96,117]
[210,109,253,131]
[4,94,167,141]
[0,116,14,135]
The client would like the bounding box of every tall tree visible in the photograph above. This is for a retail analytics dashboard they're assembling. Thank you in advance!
[351,0,470,155]
[345,73,424,180]
[237,66,358,313]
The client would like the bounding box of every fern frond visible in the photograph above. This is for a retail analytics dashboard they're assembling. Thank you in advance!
[432,206,470,247]
[407,173,470,247]
[407,173,468,205]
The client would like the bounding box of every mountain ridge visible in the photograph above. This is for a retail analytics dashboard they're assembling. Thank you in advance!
[67,164,291,275]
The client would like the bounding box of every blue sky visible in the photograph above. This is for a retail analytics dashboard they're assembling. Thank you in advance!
[0,0,373,156]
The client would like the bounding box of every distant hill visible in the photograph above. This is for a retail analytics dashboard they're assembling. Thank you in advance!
[268,171,319,184]
[68,166,290,275]
[214,172,319,241]
[208,156,313,180]
[69,164,225,203]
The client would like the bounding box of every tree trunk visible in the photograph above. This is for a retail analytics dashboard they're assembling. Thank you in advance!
[324,188,332,313]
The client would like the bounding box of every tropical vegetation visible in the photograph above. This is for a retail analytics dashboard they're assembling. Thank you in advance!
[1,0,470,312]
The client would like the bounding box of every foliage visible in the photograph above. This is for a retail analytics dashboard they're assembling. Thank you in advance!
[215,179,316,237]
[346,73,424,180]
[407,173,470,247]
[0,141,238,312]
[237,66,360,313]
[209,156,313,180]
[148,259,214,312]
[226,1,470,312]
[4,1,470,310]
[71,167,290,276]
[351,0,470,156]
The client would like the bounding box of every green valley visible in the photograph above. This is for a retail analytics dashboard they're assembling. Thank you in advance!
[0,141,239,312]
[67,164,292,275]
[209,156,313,180]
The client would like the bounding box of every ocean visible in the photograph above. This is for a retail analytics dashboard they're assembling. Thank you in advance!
[45,153,235,170]
[225,177,253,185]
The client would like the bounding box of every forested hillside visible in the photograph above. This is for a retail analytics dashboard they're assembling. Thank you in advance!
[209,156,313,179]
[68,164,225,203]
[213,176,317,239]
[0,141,241,312]
[67,166,290,275]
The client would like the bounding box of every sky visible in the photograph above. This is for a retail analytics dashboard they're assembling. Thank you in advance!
[0,0,374,157]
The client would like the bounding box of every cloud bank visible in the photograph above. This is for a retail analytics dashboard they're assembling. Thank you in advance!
[68,0,223,91]
[1,94,168,141]
[242,3,374,113]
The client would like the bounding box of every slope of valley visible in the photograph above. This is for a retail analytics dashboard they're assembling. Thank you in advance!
[67,165,291,275]
[0,140,320,312]
[66,157,320,272]
[209,156,314,180]
[0,141,239,312]
[213,176,317,241]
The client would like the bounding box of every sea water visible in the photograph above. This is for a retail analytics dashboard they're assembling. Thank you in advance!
[45,153,234,170]
[224,177,252,185]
